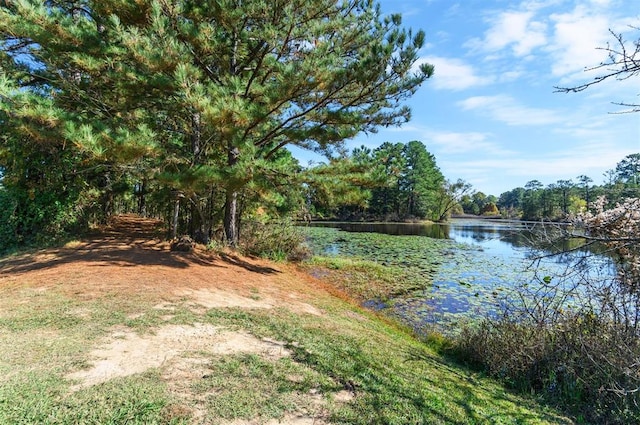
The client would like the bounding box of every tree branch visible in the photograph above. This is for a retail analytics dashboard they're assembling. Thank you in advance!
[554,27,640,113]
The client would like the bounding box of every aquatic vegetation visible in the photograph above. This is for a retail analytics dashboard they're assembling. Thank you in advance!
[301,226,461,294]
[301,224,605,335]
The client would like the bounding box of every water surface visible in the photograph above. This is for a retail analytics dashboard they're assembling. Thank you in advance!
[305,219,614,333]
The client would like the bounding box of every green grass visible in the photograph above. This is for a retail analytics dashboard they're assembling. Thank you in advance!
[0,371,184,424]
[0,274,572,424]
[204,307,571,424]
[305,256,430,301]
[194,353,336,422]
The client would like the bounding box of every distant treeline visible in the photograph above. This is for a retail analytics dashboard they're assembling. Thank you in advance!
[495,153,640,220]
[305,149,640,223]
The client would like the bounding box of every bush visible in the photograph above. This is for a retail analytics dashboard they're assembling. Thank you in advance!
[453,311,640,424]
[451,295,639,422]
[239,219,310,261]
[0,189,18,252]
[0,186,87,253]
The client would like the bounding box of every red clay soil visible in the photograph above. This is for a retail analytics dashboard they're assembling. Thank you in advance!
[0,214,328,313]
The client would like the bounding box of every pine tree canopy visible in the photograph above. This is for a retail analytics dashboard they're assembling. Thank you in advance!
[0,0,433,245]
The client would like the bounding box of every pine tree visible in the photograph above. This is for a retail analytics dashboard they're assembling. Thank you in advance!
[400,140,443,218]
[1,0,433,246]
[370,142,405,218]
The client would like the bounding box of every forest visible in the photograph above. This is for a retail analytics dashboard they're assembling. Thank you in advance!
[303,147,640,224]
[495,152,640,221]
[0,0,433,251]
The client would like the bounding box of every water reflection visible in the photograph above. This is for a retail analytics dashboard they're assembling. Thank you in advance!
[310,219,596,260]
[306,219,617,333]
[310,221,449,239]
[310,219,537,256]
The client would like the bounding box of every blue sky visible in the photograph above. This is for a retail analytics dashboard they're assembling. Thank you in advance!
[294,0,640,196]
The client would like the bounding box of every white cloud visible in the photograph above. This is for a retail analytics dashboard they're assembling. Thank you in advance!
[416,56,492,91]
[588,0,613,7]
[386,125,513,156]
[548,7,612,78]
[519,0,564,11]
[498,70,525,82]
[460,1,633,87]
[439,141,636,194]
[466,10,548,57]
[488,12,547,56]
[427,131,509,155]
[458,95,563,126]
[445,3,462,17]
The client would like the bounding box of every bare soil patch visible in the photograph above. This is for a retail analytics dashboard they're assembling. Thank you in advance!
[0,215,337,424]
[67,323,291,390]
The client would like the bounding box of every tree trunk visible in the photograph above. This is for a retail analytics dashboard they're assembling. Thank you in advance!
[224,188,238,246]
[190,195,210,245]
[191,112,201,166]
[585,186,590,210]
[223,23,242,248]
[223,145,241,247]
[137,179,146,216]
[171,196,180,239]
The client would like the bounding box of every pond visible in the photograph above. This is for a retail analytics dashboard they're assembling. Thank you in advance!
[302,219,615,334]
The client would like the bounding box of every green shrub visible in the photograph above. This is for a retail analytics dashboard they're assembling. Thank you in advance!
[0,189,18,251]
[0,185,88,253]
[452,312,640,424]
[239,219,310,261]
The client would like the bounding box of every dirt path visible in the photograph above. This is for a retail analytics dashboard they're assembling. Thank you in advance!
[0,215,338,424]
[0,214,322,313]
